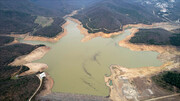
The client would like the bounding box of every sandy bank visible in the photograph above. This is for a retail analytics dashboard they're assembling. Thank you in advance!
[9,46,54,98]
[23,21,69,43]
[119,28,179,54]
[9,46,50,66]
[69,17,154,42]
[105,27,179,101]
[63,10,78,18]
[69,17,180,44]
[4,39,19,46]
[19,63,48,76]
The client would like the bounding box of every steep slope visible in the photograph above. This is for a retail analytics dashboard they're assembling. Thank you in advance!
[0,0,102,35]
[29,0,102,17]
[0,0,54,16]
[0,10,38,34]
[74,0,179,33]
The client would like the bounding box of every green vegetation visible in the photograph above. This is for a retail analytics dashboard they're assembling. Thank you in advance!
[35,16,54,27]
[0,9,65,38]
[152,71,180,92]
[0,36,14,46]
[109,80,113,86]
[129,28,180,46]
[33,18,65,37]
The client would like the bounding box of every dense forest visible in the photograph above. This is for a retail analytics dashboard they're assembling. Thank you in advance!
[0,74,40,100]
[0,1,103,100]
[73,0,162,33]
[0,36,14,46]
[0,65,29,81]
[74,0,180,33]
[0,0,179,100]
[0,43,44,100]
[0,0,102,37]
[33,18,65,37]
[129,28,180,46]
[0,43,43,66]
[152,71,180,92]
[0,10,38,34]
[0,9,66,37]
[0,0,98,37]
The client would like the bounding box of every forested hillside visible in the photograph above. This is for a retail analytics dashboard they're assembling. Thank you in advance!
[0,0,53,16]
[0,0,102,36]
[74,0,180,33]
[129,28,180,46]
[0,10,38,34]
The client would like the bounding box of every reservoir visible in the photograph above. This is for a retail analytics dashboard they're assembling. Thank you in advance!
[20,19,162,96]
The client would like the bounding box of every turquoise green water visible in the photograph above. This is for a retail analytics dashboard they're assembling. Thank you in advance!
[109,80,113,86]
[20,19,162,96]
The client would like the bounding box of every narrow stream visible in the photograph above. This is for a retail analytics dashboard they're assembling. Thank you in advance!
[20,19,162,96]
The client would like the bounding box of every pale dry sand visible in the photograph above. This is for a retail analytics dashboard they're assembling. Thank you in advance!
[9,46,50,66]
[69,17,180,44]
[104,27,180,101]
[69,17,180,101]
[67,14,180,101]
[63,10,78,18]
[20,63,48,76]
[7,11,179,100]
[69,17,154,42]
[9,46,54,97]
[105,62,172,101]
[8,45,53,98]
[4,39,19,46]
[119,28,179,54]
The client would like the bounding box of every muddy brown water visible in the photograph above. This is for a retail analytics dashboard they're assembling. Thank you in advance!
[20,19,162,96]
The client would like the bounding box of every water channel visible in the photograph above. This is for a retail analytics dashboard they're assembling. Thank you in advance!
[20,19,162,96]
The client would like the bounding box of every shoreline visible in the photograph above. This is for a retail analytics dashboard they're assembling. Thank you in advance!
[6,11,75,99]
[9,45,54,98]
[68,17,154,42]
[20,63,48,76]
[66,14,180,101]
[7,11,180,100]
[103,27,180,101]
[23,21,69,43]
[68,17,180,43]
[38,72,54,97]
[104,63,171,101]
[119,28,179,54]
[4,21,69,43]
[9,46,50,66]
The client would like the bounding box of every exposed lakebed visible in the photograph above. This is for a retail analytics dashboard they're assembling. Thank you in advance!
[20,19,162,96]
